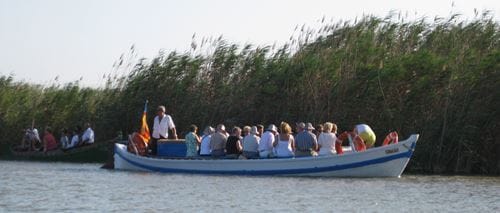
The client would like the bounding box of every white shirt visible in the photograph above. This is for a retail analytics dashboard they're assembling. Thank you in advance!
[70,135,79,148]
[258,131,275,152]
[82,128,94,144]
[318,132,337,155]
[199,135,212,155]
[242,134,260,152]
[152,115,175,139]
[60,136,69,149]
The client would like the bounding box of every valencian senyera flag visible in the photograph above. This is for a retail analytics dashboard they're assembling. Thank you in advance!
[138,100,151,144]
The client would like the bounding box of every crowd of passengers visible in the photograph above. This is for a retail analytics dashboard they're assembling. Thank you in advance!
[183,122,363,159]
[19,123,95,153]
[145,105,380,159]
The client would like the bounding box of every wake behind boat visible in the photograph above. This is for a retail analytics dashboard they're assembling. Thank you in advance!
[113,134,418,177]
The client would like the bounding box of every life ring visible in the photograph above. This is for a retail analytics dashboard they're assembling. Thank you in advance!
[338,131,366,152]
[382,131,398,146]
[127,132,148,156]
[335,138,343,155]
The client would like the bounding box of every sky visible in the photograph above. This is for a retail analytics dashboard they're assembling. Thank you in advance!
[1,0,499,87]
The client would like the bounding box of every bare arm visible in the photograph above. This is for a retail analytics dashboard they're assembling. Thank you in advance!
[171,127,178,139]
[237,139,243,152]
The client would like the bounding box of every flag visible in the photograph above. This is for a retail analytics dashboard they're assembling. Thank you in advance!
[138,100,151,144]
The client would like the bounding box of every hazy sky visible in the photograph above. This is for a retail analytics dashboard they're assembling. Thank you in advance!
[1,0,499,87]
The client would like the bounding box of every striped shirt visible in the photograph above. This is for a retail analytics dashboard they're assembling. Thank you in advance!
[295,131,317,151]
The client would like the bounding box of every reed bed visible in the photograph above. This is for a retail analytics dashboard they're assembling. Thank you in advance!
[1,13,498,174]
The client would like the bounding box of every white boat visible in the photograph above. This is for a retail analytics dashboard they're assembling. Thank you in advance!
[114,134,419,177]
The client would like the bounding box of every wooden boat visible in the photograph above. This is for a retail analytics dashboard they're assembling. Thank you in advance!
[114,134,419,177]
[8,140,111,163]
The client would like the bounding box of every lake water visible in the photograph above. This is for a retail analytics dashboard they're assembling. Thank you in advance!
[0,161,499,212]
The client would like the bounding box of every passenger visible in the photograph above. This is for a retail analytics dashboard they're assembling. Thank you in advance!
[241,126,251,138]
[68,127,81,149]
[21,127,40,151]
[59,128,70,149]
[258,124,277,158]
[199,126,214,157]
[314,124,324,139]
[242,126,260,159]
[256,124,264,137]
[210,124,228,158]
[274,122,295,158]
[81,122,94,145]
[42,127,57,152]
[185,125,201,157]
[225,127,243,159]
[150,105,177,155]
[294,122,318,157]
[317,122,337,156]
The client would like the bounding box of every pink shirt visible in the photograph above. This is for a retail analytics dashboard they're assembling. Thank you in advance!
[44,133,58,151]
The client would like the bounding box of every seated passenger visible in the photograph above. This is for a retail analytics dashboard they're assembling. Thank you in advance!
[241,126,251,138]
[314,124,324,139]
[67,127,81,149]
[81,123,94,145]
[43,127,58,152]
[199,126,214,156]
[256,124,264,137]
[294,122,318,157]
[20,127,40,151]
[274,122,295,158]
[185,125,201,157]
[242,126,260,159]
[258,124,277,158]
[60,128,70,149]
[210,124,228,158]
[225,127,243,159]
[317,122,337,156]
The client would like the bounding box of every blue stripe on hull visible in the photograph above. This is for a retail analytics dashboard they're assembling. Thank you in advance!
[115,143,415,176]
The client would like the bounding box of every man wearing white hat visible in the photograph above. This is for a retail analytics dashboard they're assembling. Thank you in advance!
[295,122,318,157]
[258,124,277,158]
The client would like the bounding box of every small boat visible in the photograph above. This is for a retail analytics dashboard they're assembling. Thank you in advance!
[114,134,419,177]
[8,140,111,163]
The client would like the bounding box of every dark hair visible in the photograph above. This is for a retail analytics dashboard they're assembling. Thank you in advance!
[189,124,198,132]
[257,125,264,130]
[45,127,52,134]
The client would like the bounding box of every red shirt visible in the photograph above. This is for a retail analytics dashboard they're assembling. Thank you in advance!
[44,133,58,151]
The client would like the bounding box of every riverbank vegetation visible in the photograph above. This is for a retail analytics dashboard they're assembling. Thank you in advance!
[1,13,498,174]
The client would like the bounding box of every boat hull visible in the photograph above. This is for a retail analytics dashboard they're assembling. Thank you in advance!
[6,141,111,163]
[114,135,418,177]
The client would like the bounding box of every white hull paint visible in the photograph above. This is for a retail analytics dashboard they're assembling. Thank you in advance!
[114,134,419,177]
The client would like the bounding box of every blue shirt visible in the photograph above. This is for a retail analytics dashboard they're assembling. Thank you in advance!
[295,131,317,151]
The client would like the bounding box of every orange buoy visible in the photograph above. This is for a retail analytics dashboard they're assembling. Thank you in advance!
[382,131,399,146]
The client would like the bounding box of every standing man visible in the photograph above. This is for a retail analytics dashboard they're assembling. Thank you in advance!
[150,105,177,155]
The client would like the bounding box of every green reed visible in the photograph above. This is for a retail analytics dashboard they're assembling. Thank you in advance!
[0,12,498,174]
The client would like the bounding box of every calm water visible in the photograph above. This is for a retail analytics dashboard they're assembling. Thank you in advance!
[0,161,499,212]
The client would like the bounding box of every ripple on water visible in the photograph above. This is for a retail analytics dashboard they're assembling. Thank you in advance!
[0,161,499,212]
